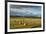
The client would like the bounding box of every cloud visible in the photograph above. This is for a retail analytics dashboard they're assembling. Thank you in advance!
[10,5,41,17]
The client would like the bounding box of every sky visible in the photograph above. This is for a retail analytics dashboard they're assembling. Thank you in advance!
[10,5,41,17]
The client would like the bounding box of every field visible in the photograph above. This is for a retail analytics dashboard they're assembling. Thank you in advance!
[10,16,41,29]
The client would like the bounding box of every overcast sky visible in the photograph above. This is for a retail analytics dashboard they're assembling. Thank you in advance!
[10,5,41,17]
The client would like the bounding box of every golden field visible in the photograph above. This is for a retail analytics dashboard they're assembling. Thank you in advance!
[10,17,41,29]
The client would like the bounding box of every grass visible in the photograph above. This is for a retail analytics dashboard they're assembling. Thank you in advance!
[10,16,41,29]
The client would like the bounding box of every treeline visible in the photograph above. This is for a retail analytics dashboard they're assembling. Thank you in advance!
[10,16,41,18]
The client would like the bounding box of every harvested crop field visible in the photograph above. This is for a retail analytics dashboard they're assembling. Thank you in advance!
[10,17,41,29]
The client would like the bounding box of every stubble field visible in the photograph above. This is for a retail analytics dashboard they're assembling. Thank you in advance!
[10,17,41,29]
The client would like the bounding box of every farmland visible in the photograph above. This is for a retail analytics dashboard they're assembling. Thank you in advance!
[10,16,41,29]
